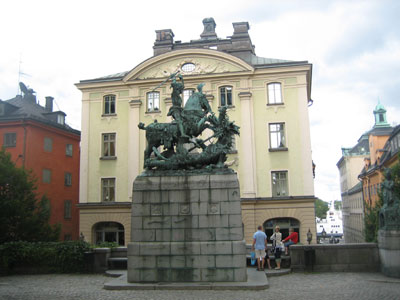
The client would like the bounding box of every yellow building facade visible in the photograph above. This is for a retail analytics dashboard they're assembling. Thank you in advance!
[76,19,316,246]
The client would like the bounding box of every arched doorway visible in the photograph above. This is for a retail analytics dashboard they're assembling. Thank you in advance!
[263,218,300,243]
[93,222,125,246]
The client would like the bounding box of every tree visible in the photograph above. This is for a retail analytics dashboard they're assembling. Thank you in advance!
[315,198,329,219]
[0,149,60,243]
[364,198,382,242]
[334,200,342,210]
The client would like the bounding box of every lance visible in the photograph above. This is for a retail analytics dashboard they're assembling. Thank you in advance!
[150,70,180,93]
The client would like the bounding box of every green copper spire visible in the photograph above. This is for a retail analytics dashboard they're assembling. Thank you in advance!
[373,100,390,128]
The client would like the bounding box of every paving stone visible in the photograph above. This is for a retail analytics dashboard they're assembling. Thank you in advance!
[2,272,400,299]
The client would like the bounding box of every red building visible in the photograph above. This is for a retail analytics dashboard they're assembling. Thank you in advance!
[0,83,80,240]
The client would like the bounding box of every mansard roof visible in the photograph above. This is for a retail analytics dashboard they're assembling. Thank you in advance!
[0,95,80,135]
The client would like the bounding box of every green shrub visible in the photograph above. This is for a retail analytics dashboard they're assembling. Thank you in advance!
[91,241,119,249]
[0,240,90,274]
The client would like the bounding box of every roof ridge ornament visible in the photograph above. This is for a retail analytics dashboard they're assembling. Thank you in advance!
[200,17,217,40]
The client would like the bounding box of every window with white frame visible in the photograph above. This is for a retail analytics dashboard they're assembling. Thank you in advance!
[271,171,288,197]
[57,114,65,125]
[94,222,125,246]
[183,89,194,106]
[181,63,196,73]
[3,133,16,147]
[147,92,160,112]
[267,83,282,104]
[219,86,233,107]
[269,123,286,149]
[102,133,116,157]
[102,178,115,202]
[104,95,116,115]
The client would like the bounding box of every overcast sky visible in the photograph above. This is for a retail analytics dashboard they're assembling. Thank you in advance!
[1,0,399,203]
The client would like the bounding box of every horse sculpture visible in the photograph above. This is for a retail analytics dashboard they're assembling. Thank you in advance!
[138,75,239,171]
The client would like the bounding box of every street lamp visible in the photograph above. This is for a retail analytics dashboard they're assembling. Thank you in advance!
[307,228,313,244]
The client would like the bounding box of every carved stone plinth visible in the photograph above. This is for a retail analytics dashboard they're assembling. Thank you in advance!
[127,173,247,283]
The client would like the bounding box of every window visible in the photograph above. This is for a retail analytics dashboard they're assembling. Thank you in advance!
[181,63,196,73]
[147,92,160,112]
[64,200,72,219]
[271,171,288,197]
[3,133,16,147]
[0,103,4,116]
[183,89,194,106]
[269,123,286,149]
[102,178,115,202]
[263,217,299,243]
[94,222,125,246]
[219,86,232,107]
[64,234,72,241]
[102,133,116,157]
[43,169,52,183]
[229,135,237,153]
[44,137,53,152]
[66,144,73,156]
[104,95,116,115]
[64,172,72,186]
[267,83,282,104]
[57,114,65,125]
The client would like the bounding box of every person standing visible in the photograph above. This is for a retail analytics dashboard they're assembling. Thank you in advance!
[282,227,298,255]
[252,225,268,271]
[270,225,283,270]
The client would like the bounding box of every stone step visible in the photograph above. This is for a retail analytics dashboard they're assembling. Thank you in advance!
[110,247,127,258]
[265,268,291,277]
[108,257,127,270]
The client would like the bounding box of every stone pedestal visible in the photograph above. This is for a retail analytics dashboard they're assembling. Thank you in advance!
[378,230,400,278]
[127,172,247,283]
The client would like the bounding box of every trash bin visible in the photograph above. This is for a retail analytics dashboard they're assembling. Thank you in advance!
[304,247,315,271]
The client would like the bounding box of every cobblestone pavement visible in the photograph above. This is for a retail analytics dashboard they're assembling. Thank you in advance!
[0,272,399,300]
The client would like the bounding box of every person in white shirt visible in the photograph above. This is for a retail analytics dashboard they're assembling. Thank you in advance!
[252,225,268,271]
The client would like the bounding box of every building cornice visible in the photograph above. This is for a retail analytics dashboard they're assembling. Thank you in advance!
[77,202,132,209]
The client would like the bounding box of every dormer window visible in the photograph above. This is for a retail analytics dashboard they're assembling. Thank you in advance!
[0,103,4,116]
[57,114,65,125]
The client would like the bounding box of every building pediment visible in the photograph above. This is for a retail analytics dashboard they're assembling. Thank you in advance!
[123,49,254,82]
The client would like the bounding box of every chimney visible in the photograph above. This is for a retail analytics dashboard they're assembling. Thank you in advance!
[230,21,255,54]
[45,96,53,112]
[153,29,174,56]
